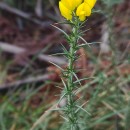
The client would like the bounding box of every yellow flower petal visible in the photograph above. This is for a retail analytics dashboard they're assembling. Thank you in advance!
[84,0,97,9]
[76,2,91,21]
[59,1,72,20]
[79,15,86,21]
[61,0,73,10]
[60,0,83,11]
[59,0,82,20]
[75,0,83,7]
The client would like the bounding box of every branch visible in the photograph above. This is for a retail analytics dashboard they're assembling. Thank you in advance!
[0,2,52,27]
[0,74,50,89]
[30,103,57,130]
[0,42,66,65]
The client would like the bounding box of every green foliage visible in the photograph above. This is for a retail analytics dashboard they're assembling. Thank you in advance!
[3,0,14,6]
[125,100,130,130]
[101,0,123,7]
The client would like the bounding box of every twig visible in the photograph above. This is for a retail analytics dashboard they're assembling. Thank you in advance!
[100,22,110,53]
[120,41,130,61]
[30,103,57,130]
[0,42,66,65]
[0,2,52,27]
[0,74,50,89]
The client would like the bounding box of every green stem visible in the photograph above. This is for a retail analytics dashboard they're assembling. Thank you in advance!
[65,19,80,130]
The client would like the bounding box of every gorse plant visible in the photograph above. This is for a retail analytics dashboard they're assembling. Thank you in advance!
[52,0,97,130]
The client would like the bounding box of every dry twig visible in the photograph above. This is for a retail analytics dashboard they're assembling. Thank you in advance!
[30,103,57,130]
[0,74,50,89]
[0,2,51,27]
[0,42,66,65]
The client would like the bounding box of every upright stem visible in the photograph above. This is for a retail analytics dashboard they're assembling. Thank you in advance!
[65,18,80,130]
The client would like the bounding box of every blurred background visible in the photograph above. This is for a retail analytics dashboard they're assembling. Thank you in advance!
[0,0,130,130]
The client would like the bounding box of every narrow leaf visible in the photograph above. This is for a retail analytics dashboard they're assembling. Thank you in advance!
[60,115,68,121]
[76,104,91,115]
[49,61,64,71]
[74,77,95,84]
[73,72,81,86]
[79,36,90,47]
[61,78,67,90]
[51,24,69,37]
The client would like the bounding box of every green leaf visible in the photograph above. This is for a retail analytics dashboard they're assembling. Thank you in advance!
[73,72,81,86]
[76,104,91,115]
[51,24,69,38]
[61,78,67,90]
[74,77,95,84]
[79,36,90,47]
[49,61,64,71]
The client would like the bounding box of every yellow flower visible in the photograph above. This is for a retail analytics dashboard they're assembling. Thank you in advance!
[59,0,96,21]
[76,2,91,21]
[76,0,97,21]
[74,0,83,8]
[84,0,97,9]
[59,1,72,20]
[61,0,82,10]
[59,0,82,20]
